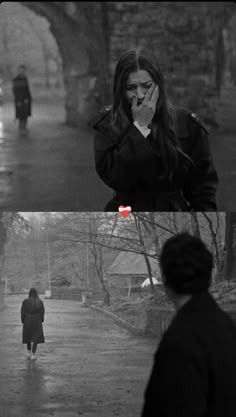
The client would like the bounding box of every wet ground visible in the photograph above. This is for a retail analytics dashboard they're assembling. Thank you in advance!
[0,100,235,211]
[0,101,112,211]
[0,295,157,417]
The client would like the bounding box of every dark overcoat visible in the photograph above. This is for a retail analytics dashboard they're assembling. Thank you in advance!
[21,298,45,344]
[12,75,32,120]
[141,291,236,417]
[93,106,218,211]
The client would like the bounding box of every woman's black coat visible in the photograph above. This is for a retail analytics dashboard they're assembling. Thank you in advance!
[21,298,45,344]
[141,291,236,417]
[12,75,32,120]
[93,106,218,211]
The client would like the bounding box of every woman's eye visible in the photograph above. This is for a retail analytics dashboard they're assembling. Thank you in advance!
[126,83,152,91]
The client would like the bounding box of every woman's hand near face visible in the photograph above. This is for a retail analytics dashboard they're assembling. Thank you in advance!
[131,84,159,127]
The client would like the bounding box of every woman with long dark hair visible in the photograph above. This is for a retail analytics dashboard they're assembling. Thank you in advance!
[93,47,218,211]
[21,288,45,360]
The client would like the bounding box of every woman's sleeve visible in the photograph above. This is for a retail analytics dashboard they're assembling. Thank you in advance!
[182,121,218,211]
[94,124,158,191]
[21,302,25,324]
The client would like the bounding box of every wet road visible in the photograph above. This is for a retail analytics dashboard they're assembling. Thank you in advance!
[0,295,157,417]
[0,101,112,211]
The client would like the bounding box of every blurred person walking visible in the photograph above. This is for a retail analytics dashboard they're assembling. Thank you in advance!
[141,232,236,417]
[21,288,45,360]
[12,65,32,136]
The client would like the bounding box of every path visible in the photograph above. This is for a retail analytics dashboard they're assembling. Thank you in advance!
[0,295,157,417]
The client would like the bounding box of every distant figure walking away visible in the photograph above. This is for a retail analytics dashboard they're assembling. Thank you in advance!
[12,65,32,136]
[21,288,45,360]
[141,232,236,417]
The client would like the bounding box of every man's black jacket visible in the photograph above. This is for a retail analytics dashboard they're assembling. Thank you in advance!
[141,291,236,417]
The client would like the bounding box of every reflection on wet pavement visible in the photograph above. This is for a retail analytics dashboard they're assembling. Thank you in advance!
[0,101,112,211]
[21,363,46,412]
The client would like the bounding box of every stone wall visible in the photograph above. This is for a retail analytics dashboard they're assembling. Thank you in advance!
[17,2,236,126]
[106,2,236,126]
[146,302,236,338]
[145,306,174,339]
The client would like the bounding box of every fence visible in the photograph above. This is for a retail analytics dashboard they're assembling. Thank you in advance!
[50,287,105,303]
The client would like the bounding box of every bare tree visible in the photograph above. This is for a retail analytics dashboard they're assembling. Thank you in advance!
[88,215,110,306]
[223,212,236,281]
[190,212,201,238]
[42,212,226,301]
[202,212,224,282]
[133,213,155,293]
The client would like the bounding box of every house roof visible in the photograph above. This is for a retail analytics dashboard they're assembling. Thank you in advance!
[106,249,159,276]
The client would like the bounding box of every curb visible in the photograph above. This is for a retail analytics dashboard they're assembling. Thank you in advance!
[90,305,147,337]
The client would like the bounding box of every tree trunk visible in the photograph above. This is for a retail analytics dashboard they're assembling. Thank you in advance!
[102,285,110,306]
[133,214,155,294]
[0,213,13,308]
[202,213,223,283]
[215,27,226,98]
[223,212,236,281]
[0,214,9,280]
[190,213,201,238]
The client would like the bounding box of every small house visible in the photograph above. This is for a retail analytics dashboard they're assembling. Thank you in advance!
[106,249,160,296]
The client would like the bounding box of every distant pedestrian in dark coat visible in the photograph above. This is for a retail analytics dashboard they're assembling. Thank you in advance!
[12,64,32,135]
[141,232,236,417]
[92,47,218,211]
[21,288,45,360]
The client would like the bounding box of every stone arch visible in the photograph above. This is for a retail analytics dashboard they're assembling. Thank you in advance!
[20,2,110,126]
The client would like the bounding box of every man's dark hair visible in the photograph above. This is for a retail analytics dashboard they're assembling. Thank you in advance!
[159,232,213,295]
